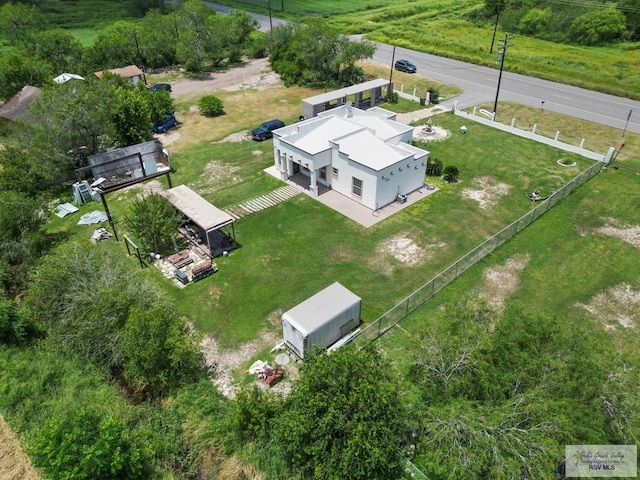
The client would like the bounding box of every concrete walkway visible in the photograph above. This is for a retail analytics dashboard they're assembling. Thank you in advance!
[395,105,449,124]
[224,185,301,220]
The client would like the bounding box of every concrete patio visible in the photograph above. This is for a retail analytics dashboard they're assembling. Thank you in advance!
[265,166,438,228]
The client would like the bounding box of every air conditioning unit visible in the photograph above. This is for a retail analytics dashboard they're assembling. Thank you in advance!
[397,193,408,204]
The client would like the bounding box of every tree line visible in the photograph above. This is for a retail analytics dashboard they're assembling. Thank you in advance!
[477,0,639,45]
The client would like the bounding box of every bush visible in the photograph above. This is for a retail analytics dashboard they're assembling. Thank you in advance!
[198,95,224,117]
[386,91,399,104]
[31,409,145,480]
[427,87,440,104]
[443,165,460,182]
[425,157,443,177]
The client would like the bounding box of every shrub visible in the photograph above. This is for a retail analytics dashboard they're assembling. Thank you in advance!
[443,165,460,182]
[198,95,224,117]
[31,409,145,480]
[425,157,443,177]
[427,87,440,104]
[386,91,399,104]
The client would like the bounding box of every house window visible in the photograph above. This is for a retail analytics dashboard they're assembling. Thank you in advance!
[332,167,339,178]
[352,177,363,197]
[277,150,281,166]
[319,167,327,181]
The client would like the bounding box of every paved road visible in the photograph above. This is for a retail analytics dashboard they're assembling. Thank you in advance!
[205,4,640,135]
[371,42,640,135]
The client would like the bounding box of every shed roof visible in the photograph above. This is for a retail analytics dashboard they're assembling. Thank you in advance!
[94,65,144,79]
[302,78,390,106]
[282,282,361,336]
[166,185,234,232]
[0,85,41,123]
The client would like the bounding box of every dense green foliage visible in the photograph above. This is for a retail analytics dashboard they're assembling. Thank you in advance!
[0,301,37,345]
[425,157,443,177]
[123,193,182,255]
[32,409,145,480]
[481,0,632,45]
[235,345,407,479]
[198,95,225,117]
[0,191,48,296]
[26,242,204,399]
[269,20,376,87]
[405,297,639,479]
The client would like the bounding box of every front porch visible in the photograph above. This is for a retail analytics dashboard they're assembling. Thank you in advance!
[288,172,332,196]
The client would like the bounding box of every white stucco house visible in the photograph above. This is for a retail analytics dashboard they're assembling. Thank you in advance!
[272,104,429,211]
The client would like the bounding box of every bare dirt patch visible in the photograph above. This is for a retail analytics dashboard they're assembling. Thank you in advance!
[215,131,251,143]
[376,234,445,267]
[576,283,640,330]
[192,161,243,195]
[477,254,530,308]
[113,179,167,198]
[0,415,41,480]
[462,176,511,209]
[201,329,287,399]
[585,217,640,248]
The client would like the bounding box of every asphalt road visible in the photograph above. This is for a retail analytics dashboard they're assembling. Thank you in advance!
[205,4,640,135]
[370,41,640,135]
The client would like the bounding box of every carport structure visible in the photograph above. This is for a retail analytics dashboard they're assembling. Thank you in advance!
[301,78,393,119]
[166,185,237,258]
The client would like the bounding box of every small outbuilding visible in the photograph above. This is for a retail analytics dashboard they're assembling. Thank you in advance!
[282,282,361,358]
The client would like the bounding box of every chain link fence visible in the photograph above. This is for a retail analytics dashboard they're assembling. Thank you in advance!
[351,160,605,346]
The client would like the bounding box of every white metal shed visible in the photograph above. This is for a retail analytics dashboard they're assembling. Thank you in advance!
[282,282,361,358]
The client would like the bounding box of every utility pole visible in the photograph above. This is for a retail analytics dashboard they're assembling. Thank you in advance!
[492,33,515,117]
[132,30,147,85]
[266,0,273,31]
[389,45,396,87]
[489,1,501,54]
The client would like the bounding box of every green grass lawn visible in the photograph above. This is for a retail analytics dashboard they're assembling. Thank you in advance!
[109,111,591,349]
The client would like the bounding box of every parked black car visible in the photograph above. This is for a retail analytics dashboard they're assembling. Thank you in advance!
[252,119,285,141]
[394,59,417,73]
[149,82,172,93]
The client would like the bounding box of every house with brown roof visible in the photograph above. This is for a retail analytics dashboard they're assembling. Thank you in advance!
[94,65,145,85]
[0,85,42,124]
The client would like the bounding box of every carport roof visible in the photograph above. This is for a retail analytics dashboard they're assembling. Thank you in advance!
[166,185,234,231]
[302,78,391,106]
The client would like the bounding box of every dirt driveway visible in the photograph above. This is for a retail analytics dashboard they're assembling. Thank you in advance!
[169,57,278,98]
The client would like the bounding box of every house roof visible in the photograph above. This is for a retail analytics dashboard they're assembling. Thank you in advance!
[165,185,234,232]
[94,65,144,79]
[276,105,417,171]
[302,78,391,106]
[282,282,361,336]
[332,129,412,171]
[0,85,41,123]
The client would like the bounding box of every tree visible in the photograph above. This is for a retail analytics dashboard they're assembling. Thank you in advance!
[0,2,47,44]
[29,29,84,75]
[122,305,204,400]
[138,9,178,69]
[83,21,139,72]
[31,409,145,480]
[123,193,181,255]
[0,51,51,101]
[111,86,156,146]
[274,344,406,480]
[175,0,220,72]
[270,19,375,87]
[26,242,162,368]
[569,8,627,45]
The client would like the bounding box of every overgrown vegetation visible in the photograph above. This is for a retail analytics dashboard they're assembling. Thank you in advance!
[198,95,225,117]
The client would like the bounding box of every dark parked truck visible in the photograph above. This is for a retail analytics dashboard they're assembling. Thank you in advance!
[252,119,285,141]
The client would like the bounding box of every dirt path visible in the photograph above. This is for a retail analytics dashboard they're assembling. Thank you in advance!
[169,58,276,99]
[0,416,41,480]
